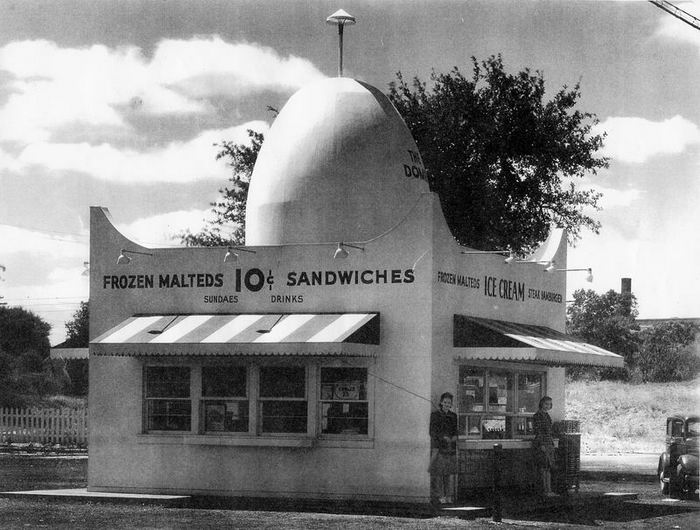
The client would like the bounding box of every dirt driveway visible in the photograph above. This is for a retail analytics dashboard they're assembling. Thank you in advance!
[0,452,698,529]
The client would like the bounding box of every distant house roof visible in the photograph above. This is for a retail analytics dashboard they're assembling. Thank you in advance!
[50,341,89,360]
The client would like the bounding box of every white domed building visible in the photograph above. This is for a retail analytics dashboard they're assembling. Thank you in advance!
[87,75,622,505]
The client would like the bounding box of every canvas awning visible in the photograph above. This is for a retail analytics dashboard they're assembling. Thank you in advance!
[90,313,379,357]
[453,315,624,368]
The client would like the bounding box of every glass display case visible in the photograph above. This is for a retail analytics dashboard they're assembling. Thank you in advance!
[457,366,544,440]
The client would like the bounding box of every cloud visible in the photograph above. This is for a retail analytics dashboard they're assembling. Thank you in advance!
[595,186,644,209]
[2,264,89,345]
[0,223,89,343]
[569,200,700,320]
[13,120,269,183]
[150,37,326,97]
[0,38,324,144]
[596,115,700,164]
[115,209,233,247]
[0,224,87,259]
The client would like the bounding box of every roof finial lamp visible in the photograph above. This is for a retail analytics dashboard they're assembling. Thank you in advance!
[326,9,356,77]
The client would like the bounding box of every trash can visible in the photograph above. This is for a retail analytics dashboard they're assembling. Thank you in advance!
[554,420,581,494]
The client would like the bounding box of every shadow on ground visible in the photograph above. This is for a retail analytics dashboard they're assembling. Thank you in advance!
[519,500,697,526]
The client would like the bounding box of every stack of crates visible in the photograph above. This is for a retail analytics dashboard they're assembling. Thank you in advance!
[554,419,581,494]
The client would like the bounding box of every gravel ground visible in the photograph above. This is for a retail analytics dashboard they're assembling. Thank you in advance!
[0,453,698,529]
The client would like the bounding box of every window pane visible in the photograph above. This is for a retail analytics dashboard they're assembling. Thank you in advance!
[487,371,513,413]
[320,368,367,400]
[319,368,368,435]
[260,367,306,398]
[321,402,368,434]
[203,400,249,432]
[145,366,190,398]
[458,367,485,412]
[672,420,684,437]
[517,373,543,413]
[459,415,482,438]
[202,366,247,397]
[147,399,191,431]
[513,416,535,436]
[261,401,307,433]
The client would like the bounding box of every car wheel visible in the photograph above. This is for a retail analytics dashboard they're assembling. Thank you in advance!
[675,464,694,500]
[668,465,683,497]
[659,467,670,495]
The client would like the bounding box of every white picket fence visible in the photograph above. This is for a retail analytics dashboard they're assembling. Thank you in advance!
[0,407,88,447]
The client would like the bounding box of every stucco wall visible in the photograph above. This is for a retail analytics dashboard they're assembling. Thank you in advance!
[88,202,435,501]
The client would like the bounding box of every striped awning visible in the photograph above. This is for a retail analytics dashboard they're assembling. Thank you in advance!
[91,313,379,357]
[453,315,624,368]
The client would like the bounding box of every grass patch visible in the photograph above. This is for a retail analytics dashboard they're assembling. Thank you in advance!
[566,377,700,454]
[0,455,87,491]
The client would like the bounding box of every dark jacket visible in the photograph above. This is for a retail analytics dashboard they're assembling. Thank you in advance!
[532,409,554,448]
[430,409,458,454]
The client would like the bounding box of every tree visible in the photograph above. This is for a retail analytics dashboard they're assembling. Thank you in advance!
[566,289,639,380]
[179,131,264,247]
[62,301,89,396]
[183,57,606,253]
[633,322,699,382]
[388,55,607,253]
[0,306,67,407]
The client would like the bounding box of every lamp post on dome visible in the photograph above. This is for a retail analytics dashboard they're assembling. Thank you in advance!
[326,9,356,77]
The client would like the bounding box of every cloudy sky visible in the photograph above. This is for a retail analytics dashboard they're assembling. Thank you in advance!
[0,0,699,345]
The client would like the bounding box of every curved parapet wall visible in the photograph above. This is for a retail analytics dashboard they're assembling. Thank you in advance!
[245,77,429,245]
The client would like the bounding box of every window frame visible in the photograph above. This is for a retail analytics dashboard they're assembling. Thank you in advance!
[257,365,310,436]
[142,365,192,433]
[318,366,371,439]
[456,362,547,441]
[200,364,250,434]
[140,359,375,444]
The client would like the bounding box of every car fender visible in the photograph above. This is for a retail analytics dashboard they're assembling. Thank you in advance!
[677,454,698,476]
[658,452,671,473]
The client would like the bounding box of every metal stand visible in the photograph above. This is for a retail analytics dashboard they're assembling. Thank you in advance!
[492,443,503,522]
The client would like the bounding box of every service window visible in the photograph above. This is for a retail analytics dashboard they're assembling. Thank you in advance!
[259,366,307,433]
[144,366,191,432]
[201,365,249,433]
[319,367,369,436]
[458,366,544,439]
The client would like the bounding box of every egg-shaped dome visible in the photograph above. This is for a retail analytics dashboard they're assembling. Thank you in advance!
[245,77,429,245]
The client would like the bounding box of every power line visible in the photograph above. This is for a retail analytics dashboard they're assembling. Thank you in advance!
[0,222,88,239]
[339,359,438,408]
[649,0,700,30]
[0,296,84,301]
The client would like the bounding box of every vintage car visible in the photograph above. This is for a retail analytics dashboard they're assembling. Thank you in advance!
[658,415,699,499]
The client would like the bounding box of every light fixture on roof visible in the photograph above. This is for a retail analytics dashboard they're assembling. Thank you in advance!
[461,250,515,264]
[81,261,90,276]
[224,247,257,263]
[506,258,556,268]
[545,261,594,283]
[333,242,364,259]
[326,9,356,77]
[117,248,153,265]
